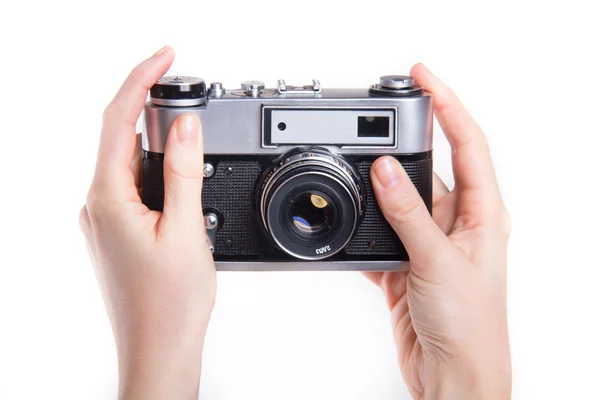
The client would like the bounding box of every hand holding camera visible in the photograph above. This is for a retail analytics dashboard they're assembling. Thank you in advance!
[79,46,215,399]
[79,47,510,399]
[366,64,511,399]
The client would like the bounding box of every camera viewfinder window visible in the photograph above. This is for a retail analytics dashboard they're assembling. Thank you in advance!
[357,116,390,137]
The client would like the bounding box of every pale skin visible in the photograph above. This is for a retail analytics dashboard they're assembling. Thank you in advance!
[80,46,511,399]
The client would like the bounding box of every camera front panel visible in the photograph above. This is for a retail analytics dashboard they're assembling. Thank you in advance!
[188,152,431,262]
[142,150,431,265]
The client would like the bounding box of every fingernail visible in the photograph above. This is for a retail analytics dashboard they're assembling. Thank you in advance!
[373,157,403,188]
[176,115,200,145]
[153,45,170,57]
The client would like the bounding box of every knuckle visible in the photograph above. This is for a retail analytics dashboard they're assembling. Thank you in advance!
[78,205,90,232]
[102,101,122,123]
[126,65,153,91]
[85,185,106,220]
[129,64,146,81]
[85,190,99,218]
[86,178,127,221]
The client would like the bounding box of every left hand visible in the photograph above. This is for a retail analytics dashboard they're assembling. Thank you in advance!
[79,46,216,399]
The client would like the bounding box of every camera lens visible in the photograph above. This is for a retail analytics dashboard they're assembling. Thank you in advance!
[258,149,365,260]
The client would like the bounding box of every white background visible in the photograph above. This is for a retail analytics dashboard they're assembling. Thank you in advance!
[0,0,598,399]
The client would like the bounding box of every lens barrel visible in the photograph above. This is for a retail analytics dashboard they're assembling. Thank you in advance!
[259,149,365,260]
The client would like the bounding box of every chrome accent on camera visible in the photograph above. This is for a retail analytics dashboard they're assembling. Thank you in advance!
[157,76,203,89]
[264,107,395,146]
[203,163,215,178]
[379,75,414,89]
[150,97,206,107]
[144,89,433,154]
[204,213,219,254]
[241,81,265,97]
[208,82,225,97]
[277,79,322,94]
[369,76,423,96]
[215,260,409,271]
[229,89,278,97]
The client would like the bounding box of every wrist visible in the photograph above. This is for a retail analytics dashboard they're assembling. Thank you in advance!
[114,315,211,399]
[117,325,208,399]
[424,356,511,400]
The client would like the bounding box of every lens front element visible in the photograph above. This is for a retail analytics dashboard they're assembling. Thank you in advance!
[291,192,334,235]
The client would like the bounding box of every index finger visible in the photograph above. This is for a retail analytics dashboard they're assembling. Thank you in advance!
[410,63,500,198]
[93,45,175,196]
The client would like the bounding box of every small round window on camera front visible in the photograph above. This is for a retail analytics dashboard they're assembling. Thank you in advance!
[277,122,287,131]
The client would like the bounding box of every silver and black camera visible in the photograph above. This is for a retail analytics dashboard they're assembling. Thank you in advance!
[142,75,433,271]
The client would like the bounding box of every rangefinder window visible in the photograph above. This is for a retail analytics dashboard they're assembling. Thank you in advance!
[357,116,390,138]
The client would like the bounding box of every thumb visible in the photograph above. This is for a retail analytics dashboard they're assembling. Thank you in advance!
[370,156,449,262]
[161,114,205,233]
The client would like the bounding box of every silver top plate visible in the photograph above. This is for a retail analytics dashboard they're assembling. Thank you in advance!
[144,85,433,155]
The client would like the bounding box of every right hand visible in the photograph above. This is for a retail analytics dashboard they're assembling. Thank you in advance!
[366,64,511,399]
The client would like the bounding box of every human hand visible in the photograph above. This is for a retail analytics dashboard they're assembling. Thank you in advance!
[367,64,511,399]
[79,46,216,399]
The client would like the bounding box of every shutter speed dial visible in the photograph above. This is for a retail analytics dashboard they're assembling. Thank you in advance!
[149,76,207,106]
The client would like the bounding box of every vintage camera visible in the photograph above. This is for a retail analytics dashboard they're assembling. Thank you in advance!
[142,76,433,271]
